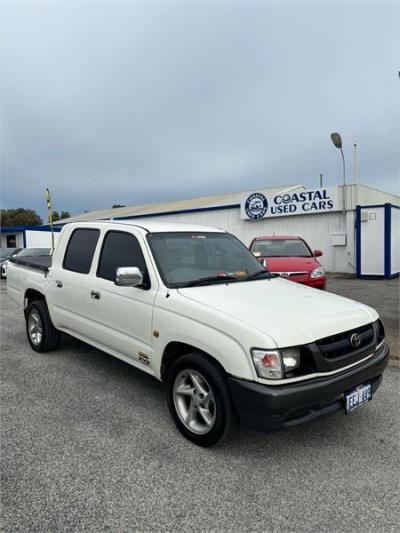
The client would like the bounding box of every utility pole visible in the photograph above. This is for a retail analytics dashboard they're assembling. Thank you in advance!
[353,143,358,208]
[353,143,358,184]
[330,132,346,213]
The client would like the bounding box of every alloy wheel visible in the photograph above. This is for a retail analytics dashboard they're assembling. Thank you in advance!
[173,369,216,435]
[28,309,43,346]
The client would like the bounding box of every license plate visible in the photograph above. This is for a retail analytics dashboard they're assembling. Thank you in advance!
[345,383,372,414]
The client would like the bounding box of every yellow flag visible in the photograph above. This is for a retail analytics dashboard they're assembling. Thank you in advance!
[45,188,55,254]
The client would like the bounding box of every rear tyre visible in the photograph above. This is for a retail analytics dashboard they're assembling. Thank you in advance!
[166,352,234,447]
[26,300,60,352]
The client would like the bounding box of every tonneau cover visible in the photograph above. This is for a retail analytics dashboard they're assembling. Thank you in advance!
[9,255,52,273]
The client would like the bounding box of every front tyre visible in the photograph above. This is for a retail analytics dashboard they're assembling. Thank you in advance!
[167,353,234,447]
[26,300,60,352]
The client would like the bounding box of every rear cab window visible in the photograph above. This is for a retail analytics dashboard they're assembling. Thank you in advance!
[63,228,100,274]
[97,231,150,288]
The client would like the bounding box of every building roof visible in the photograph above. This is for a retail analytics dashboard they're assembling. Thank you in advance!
[57,184,305,224]
[49,182,400,227]
[356,184,400,206]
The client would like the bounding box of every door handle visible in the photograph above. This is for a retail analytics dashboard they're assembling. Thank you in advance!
[55,280,63,288]
[90,290,101,300]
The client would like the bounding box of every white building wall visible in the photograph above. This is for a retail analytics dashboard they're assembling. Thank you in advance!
[25,230,60,248]
[54,183,398,275]
[1,230,61,249]
[391,208,400,275]
[0,232,24,248]
[360,207,385,276]
[133,209,354,273]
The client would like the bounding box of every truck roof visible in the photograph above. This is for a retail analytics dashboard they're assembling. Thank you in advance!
[65,220,226,234]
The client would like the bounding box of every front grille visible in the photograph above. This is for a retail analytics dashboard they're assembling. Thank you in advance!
[316,323,375,359]
[275,271,308,278]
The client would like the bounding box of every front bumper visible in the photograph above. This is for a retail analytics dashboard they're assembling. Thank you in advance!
[306,276,326,289]
[228,342,389,431]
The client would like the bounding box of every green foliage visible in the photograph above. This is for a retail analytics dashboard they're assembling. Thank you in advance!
[1,208,43,227]
[49,210,70,222]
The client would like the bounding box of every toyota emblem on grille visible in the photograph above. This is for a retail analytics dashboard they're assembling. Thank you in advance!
[350,333,361,347]
[280,272,289,278]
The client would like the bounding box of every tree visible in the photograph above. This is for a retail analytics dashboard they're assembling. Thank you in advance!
[1,208,43,227]
[49,210,70,222]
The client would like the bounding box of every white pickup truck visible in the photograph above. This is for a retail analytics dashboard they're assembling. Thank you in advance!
[7,221,389,446]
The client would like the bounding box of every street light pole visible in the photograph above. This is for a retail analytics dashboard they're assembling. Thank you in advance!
[330,132,346,213]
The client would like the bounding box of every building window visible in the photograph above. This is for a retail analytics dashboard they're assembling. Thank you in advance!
[6,235,17,248]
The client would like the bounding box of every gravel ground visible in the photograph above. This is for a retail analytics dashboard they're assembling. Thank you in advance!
[326,276,399,362]
[1,280,399,532]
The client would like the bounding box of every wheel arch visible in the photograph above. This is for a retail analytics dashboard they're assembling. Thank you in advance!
[24,288,46,311]
[160,341,227,382]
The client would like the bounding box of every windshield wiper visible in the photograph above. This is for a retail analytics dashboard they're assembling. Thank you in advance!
[182,275,240,287]
[247,270,277,280]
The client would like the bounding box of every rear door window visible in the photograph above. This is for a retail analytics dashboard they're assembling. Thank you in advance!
[63,228,100,274]
[97,231,150,287]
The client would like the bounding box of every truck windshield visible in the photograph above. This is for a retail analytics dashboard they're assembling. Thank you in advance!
[251,239,312,257]
[148,232,270,288]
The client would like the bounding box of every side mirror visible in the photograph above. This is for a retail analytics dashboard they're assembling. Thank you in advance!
[314,250,323,257]
[115,266,143,287]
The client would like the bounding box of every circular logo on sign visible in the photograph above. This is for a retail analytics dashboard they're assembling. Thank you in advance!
[350,333,361,347]
[245,193,268,219]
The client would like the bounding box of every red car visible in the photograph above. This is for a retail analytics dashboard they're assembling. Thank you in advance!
[249,235,326,289]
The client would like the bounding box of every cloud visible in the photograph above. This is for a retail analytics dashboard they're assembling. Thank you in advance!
[1,0,399,219]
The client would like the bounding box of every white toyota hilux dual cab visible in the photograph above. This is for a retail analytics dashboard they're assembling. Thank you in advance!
[7,221,389,446]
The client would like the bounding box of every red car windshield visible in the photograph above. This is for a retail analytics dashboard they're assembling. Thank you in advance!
[251,239,312,258]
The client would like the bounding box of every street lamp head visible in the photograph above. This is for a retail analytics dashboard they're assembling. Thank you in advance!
[330,132,342,149]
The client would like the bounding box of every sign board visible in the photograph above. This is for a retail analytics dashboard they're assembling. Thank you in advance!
[241,187,339,220]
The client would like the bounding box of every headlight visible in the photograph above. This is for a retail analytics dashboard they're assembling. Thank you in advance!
[281,348,300,371]
[310,267,325,279]
[251,349,283,379]
[251,347,301,379]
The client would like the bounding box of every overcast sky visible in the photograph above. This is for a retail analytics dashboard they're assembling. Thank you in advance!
[1,0,399,220]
